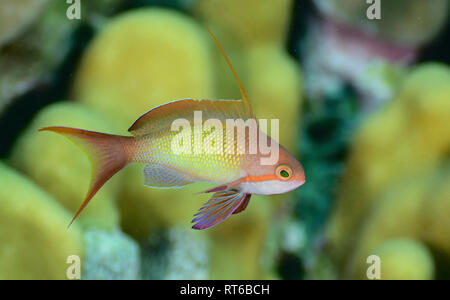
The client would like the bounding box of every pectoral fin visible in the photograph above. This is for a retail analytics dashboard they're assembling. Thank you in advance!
[233,194,251,215]
[192,190,249,230]
[143,164,193,188]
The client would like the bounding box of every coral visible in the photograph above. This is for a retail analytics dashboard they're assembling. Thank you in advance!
[326,63,450,264]
[314,0,449,47]
[0,162,83,280]
[262,218,308,279]
[207,195,272,279]
[72,6,298,279]
[0,0,49,47]
[0,0,126,115]
[119,165,213,238]
[195,0,293,47]
[325,63,450,278]
[9,102,120,230]
[304,0,449,110]
[301,16,409,111]
[0,0,75,114]
[141,227,209,280]
[82,229,140,280]
[345,172,435,278]
[423,168,450,254]
[297,91,358,237]
[72,8,220,238]
[341,167,448,279]
[195,0,302,153]
[245,46,302,153]
[194,0,302,279]
[72,8,216,134]
[371,239,434,280]
[120,169,273,279]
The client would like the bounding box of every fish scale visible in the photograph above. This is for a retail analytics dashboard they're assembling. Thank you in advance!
[130,122,247,184]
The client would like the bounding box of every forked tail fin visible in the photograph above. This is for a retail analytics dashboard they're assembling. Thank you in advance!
[39,126,132,228]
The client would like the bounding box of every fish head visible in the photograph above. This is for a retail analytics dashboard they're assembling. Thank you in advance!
[239,146,305,195]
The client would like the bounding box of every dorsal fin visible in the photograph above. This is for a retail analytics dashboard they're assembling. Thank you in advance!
[205,26,254,119]
[128,98,250,136]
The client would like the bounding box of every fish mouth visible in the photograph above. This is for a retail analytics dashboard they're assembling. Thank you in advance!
[292,177,305,187]
[279,179,306,194]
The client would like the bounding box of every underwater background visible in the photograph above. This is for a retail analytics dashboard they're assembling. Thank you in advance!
[0,0,449,280]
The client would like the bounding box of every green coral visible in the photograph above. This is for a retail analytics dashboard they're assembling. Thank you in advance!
[0,0,49,47]
[141,228,209,280]
[82,229,140,280]
[0,162,83,280]
[0,0,75,114]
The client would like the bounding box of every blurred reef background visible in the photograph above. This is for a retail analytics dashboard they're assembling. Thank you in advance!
[0,0,449,280]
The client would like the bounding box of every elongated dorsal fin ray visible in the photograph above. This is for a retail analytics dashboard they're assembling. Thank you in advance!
[205,26,254,118]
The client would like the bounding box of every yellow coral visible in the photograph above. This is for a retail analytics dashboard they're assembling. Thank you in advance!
[423,168,450,253]
[72,8,216,134]
[372,239,434,280]
[245,46,302,152]
[208,195,272,279]
[326,63,450,263]
[195,0,302,153]
[195,0,293,47]
[72,6,299,279]
[0,162,83,280]
[345,173,435,278]
[9,102,120,230]
[119,164,214,239]
[71,8,217,239]
[194,0,302,278]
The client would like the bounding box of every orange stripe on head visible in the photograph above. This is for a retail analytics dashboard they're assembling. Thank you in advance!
[240,174,305,183]
[240,175,279,183]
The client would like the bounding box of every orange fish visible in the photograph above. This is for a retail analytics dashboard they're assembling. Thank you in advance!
[39,28,305,230]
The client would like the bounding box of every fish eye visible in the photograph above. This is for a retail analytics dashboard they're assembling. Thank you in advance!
[276,165,292,181]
